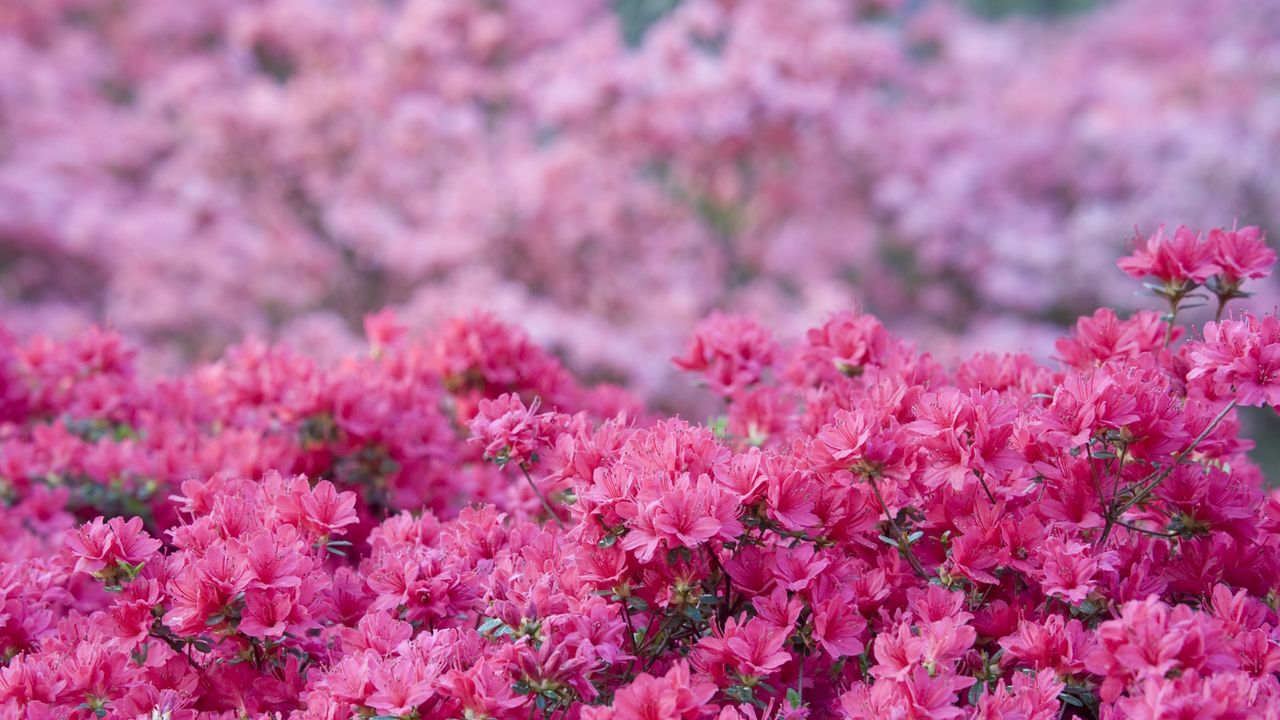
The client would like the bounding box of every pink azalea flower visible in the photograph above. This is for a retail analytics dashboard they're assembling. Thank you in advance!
[812,595,867,658]
[1189,313,1280,408]
[1037,536,1113,604]
[299,480,360,539]
[1207,226,1275,283]
[366,656,438,716]
[239,589,294,639]
[64,515,161,581]
[724,617,792,678]
[673,312,777,398]
[1118,225,1216,285]
[610,662,715,720]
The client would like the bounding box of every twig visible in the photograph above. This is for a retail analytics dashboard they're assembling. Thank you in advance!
[1163,294,1182,347]
[1098,400,1236,544]
[520,465,564,529]
[1089,453,1115,545]
[1111,518,1178,538]
[1121,400,1237,512]
[797,651,806,709]
[864,472,928,579]
[704,546,734,624]
[617,601,640,677]
[975,471,997,504]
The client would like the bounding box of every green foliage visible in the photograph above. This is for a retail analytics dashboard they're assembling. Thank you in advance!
[964,0,1108,20]
[615,0,683,47]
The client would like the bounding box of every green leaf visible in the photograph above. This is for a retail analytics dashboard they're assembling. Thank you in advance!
[786,687,803,709]
[1059,693,1084,707]
[116,558,145,580]
[616,0,684,48]
[968,682,984,705]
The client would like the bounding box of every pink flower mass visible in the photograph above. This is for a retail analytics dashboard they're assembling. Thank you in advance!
[4,1,1280,719]
[0,221,1277,719]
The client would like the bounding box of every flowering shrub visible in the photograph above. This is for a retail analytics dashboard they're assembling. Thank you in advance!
[0,227,1278,719]
[4,0,1280,402]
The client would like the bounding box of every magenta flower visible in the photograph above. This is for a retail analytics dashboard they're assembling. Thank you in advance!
[606,661,715,720]
[812,595,867,658]
[1037,536,1112,604]
[239,589,293,639]
[299,480,360,539]
[469,392,564,467]
[618,472,742,563]
[724,617,792,678]
[999,615,1093,675]
[1207,226,1275,283]
[366,656,438,716]
[1118,225,1217,285]
[1189,313,1280,408]
[64,515,161,582]
[673,312,777,397]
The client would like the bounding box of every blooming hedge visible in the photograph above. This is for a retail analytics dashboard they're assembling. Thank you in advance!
[0,226,1278,719]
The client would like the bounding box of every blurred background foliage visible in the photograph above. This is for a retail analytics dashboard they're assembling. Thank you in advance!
[615,0,1111,43]
[962,0,1107,19]
[611,0,1280,480]
[615,0,683,46]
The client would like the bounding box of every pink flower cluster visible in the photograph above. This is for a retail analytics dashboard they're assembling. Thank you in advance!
[4,0,1280,403]
[0,232,1279,719]
[1120,225,1276,322]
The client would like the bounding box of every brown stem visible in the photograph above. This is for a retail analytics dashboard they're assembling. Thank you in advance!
[975,471,996,504]
[1124,400,1237,511]
[1099,400,1237,545]
[705,546,734,624]
[1111,518,1179,538]
[864,472,928,579]
[617,601,640,677]
[619,604,637,646]
[520,465,564,529]
[1088,452,1116,546]
[1163,294,1182,348]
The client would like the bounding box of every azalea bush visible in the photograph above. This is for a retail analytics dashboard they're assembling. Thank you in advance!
[4,0,1280,401]
[0,225,1278,719]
